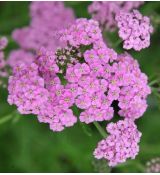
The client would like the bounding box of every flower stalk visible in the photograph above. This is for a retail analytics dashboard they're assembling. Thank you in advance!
[93,121,107,138]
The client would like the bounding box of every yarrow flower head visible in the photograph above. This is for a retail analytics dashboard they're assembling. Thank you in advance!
[8,19,151,133]
[12,2,75,52]
[59,18,103,47]
[7,18,152,167]
[115,10,153,51]
[88,1,144,31]
[0,36,8,80]
[7,49,34,68]
[94,119,142,166]
[8,2,75,69]
[59,19,151,121]
[8,53,77,132]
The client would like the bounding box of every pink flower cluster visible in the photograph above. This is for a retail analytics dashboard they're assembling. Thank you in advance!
[59,19,151,121]
[94,119,142,166]
[88,1,144,31]
[0,37,8,78]
[7,49,34,68]
[115,10,153,51]
[12,2,75,52]
[60,18,103,47]
[8,18,150,128]
[63,51,151,123]
[8,18,151,166]
[8,2,75,69]
[8,59,77,132]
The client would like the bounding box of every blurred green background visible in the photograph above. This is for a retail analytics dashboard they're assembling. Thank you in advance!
[0,1,160,173]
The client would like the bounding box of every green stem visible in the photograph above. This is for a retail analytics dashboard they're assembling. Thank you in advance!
[151,88,160,99]
[149,79,159,86]
[0,113,13,125]
[151,87,159,91]
[112,39,122,48]
[79,122,92,137]
[12,113,21,124]
[93,121,107,138]
[0,110,19,125]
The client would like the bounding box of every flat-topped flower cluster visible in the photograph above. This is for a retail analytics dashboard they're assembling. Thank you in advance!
[88,2,153,51]
[115,10,153,51]
[8,2,75,69]
[12,2,75,52]
[94,119,142,166]
[88,1,144,31]
[8,18,151,166]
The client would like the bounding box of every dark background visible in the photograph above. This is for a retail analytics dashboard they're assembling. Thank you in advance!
[0,1,160,172]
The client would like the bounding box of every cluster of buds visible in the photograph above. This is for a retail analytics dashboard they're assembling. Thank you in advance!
[146,157,160,173]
